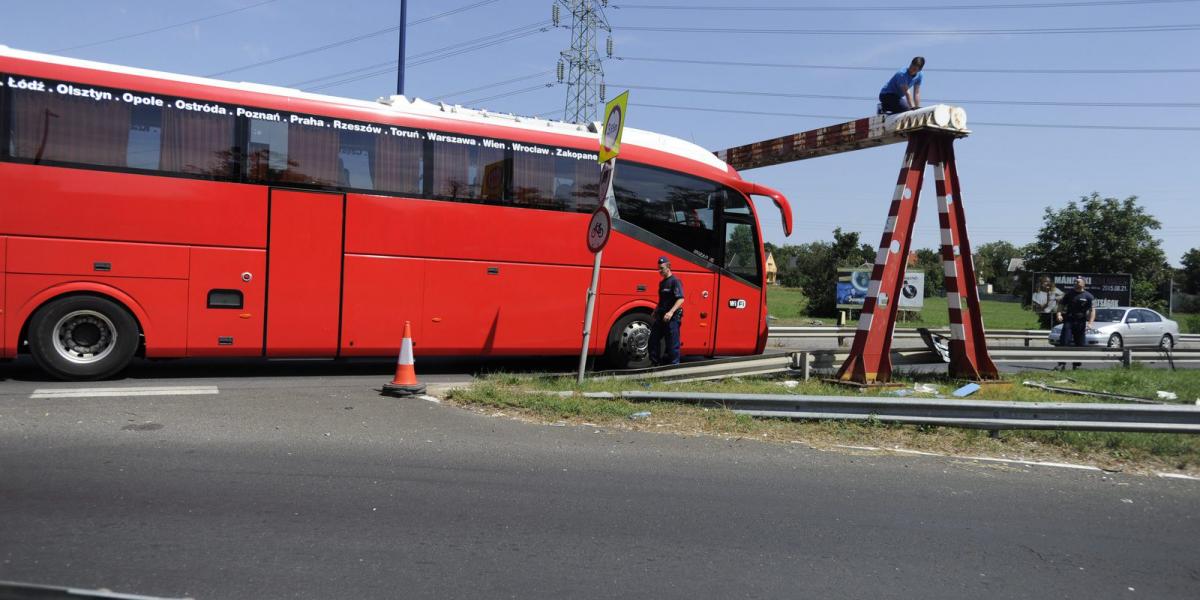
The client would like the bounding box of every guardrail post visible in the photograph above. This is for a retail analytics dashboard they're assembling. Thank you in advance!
[1122,348,1132,368]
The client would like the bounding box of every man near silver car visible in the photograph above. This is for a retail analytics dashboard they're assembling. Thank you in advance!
[1057,277,1096,347]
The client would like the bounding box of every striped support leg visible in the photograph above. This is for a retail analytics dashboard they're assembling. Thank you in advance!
[931,137,999,380]
[837,134,932,383]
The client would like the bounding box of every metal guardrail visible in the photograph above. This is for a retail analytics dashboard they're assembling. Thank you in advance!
[594,347,1200,384]
[597,353,797,383]
[621,391,1200,433]
[769,326,1200,346]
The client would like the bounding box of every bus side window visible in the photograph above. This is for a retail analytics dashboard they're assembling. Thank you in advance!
[556,155,600,214]
[373,132,422,196]
[9,84,133,168]
[614,162,719,263]
[513,149,555,209]
[431,137,506,203]
[284,119,340,186]
[337,130,375,190]
[8,80,235,179]
[247,118,288,181]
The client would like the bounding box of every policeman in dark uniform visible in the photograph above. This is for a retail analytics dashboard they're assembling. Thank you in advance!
[1056,277,1096,369]
[650,256,685,366]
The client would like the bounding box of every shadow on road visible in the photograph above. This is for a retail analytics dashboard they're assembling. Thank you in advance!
[0,355,583,383]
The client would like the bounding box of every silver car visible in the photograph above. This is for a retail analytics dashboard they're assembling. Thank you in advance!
[1049,307,1179,349]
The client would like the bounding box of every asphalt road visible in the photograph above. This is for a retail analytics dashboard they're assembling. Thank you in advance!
[1,364,1197,599]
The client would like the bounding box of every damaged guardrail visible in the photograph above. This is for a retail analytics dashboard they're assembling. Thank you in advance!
[768,326,1200,347]
[619,391,1200,433]
[593,347,1200,384]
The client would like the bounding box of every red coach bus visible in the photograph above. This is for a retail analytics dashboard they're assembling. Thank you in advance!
[0,47,792,380]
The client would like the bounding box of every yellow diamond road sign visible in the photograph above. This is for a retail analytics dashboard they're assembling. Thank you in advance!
[598,91,629,163]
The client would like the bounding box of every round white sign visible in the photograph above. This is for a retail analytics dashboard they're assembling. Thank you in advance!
[587,206,611,253]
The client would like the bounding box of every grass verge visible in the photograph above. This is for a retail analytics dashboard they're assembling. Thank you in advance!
[767,286,1039,329]
[447,366,1200,476]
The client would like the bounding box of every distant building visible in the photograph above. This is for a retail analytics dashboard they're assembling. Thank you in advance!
[765,252,777,285]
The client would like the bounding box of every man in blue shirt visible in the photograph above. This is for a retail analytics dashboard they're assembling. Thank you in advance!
[879,56,925,114]
[650,256,685,366]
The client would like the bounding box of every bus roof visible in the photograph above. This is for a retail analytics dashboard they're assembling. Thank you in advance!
[0,45,732,175]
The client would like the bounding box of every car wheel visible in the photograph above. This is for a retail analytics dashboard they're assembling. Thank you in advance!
[1159,334,1174,350]
[28,295,140,381]
[605,312,653,370]
[1106,333,1123,349]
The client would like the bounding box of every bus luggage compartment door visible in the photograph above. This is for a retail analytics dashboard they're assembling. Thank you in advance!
[265,189,345,357]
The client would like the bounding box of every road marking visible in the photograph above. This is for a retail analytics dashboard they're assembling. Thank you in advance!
[1157,472,1200,481]
[30,386,219,399]
[837,444,1102,472]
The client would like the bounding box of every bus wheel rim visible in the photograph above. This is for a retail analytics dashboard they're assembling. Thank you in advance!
[621,321,651,361]
[52,310,117,365]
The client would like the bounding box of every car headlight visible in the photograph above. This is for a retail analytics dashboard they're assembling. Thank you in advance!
[1086,328,1099,334]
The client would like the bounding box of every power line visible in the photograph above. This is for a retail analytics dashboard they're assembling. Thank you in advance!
[611,82,1200,108]
[54,0,280,52]
[433,71,555,101]
[300,22,554,92]
[613,23,1200,36]
[611,0,1198,11]
[464,83,557,106]
[631,102,1200,131]
[288,21,553,88]
[615,56,1200,75]
[207,0,500,77]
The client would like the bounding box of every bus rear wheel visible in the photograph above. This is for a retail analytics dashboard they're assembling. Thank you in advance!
[605,312,653,370]
[28,295,139,381]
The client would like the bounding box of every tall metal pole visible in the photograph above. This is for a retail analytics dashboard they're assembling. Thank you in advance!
[396,0,407,96]
[577,250,603,383]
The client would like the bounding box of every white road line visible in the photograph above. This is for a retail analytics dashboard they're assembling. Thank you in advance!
[1157,473,1200,481]
[836,444,1103,472]
[30,386,219,399]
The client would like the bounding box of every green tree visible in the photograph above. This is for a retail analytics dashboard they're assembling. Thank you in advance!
[912,248,945,297]
[1025,193,1170,309]
[1181,247,1200,295]
[974,240,1020,294]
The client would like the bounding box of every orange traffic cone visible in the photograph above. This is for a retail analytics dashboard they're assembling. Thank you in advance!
[382,321,426,397]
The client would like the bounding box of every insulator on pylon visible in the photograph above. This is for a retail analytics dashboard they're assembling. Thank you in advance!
[601,0,608,6]
[552,3,560,26]
[557,60,564,83]
[599,83,606,100]
[606,37,613,57]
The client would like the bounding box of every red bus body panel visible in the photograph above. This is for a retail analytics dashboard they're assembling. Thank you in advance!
[265,190,345,357]
[187,247,266,356]
[0,162,266,248]
[0,237,6,358]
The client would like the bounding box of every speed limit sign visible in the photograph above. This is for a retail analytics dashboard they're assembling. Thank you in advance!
[586,206,611,253]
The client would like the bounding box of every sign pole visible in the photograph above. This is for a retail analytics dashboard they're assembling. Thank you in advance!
[577,91,628,384]
[578,249,604,383]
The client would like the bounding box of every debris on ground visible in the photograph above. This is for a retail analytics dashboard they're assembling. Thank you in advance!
[952,383,981,397]
[628,411,652,420]
[778,380,800,389]
[1157,391,1178,401]
[913,383,939,394]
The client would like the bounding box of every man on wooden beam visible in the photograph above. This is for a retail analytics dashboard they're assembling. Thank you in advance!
[879,56,925,115]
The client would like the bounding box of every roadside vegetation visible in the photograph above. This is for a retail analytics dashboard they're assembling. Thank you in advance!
[447,365,1200,475]
[768,286,1040,329]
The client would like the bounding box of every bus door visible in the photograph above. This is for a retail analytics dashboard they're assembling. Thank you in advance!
[713,218,764,354]
[265,189,345,357]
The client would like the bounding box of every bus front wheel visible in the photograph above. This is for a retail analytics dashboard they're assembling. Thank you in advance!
[28,295,140,381]
[605,312,653,370]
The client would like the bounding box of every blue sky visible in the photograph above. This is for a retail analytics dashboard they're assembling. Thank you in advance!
[5,0,1199,265]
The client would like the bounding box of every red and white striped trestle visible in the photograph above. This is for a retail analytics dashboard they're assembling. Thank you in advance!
[835,131,998,383]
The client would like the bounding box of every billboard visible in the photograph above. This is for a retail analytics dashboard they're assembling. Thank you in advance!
[1031,273,1132,312]
[837,268,924,310]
